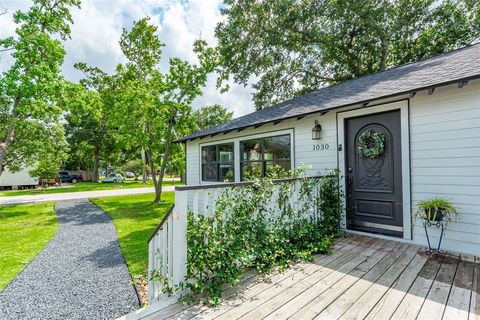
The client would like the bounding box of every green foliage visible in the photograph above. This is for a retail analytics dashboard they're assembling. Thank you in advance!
[357,130,385,159]
[114,18,218,202]
[415,197,460,222]
[159,169,342,305]
[28,124,69,179]
[122,159,144,177]
[194,104,234,130]
[0,0,80,174]
[63,65,123,180]
[216,0,480,109]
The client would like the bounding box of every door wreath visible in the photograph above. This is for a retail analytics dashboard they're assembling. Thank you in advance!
[357,130,385,159]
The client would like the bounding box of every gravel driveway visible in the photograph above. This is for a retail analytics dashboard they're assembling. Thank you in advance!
[0,200,139,320]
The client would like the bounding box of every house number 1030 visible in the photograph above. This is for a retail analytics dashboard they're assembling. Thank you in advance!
[313,144,329,151]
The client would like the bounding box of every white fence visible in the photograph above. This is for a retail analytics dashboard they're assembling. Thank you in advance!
[147,176,327,304]
[147,184,233,303]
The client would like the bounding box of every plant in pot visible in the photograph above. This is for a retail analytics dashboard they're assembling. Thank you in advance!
[416,197,460,254]
[416,197,459,223]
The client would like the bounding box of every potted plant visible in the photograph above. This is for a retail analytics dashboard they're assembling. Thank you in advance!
[416,197,459,223]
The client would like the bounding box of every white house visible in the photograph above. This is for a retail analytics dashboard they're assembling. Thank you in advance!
[147,44,480,304]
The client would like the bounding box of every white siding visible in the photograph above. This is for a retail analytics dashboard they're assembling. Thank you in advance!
[409,80,480,256]
[184,79,480,256]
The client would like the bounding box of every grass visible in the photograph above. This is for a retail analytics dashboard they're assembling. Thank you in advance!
[0,179,182,197]
[0,202,58,290]
[91,192,175,285]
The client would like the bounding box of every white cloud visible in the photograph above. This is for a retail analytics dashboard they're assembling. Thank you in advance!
[0,0,255,116]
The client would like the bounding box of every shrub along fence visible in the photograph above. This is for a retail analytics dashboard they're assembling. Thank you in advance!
[149,168,342,305]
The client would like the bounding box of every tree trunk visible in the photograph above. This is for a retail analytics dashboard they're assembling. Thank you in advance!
[0,124,16,178]
[0,141,7,178]
[93,145,100,182]
[141,149,147,184]
[146,150,162,203]
[156,137,172,204]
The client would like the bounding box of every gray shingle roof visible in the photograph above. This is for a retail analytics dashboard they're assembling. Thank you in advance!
[177,43,480,143]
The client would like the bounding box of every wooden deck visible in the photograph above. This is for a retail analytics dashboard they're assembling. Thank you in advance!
[142,235,479,320]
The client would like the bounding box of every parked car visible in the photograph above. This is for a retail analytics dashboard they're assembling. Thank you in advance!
[125,171,135,178]
[59,171,83,183]
[102,173,125,183]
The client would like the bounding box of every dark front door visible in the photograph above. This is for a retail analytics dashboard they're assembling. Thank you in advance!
[345,110,403,237]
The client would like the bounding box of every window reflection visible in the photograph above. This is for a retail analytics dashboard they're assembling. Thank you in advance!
[201,143,234,182]
[240,134,291,180]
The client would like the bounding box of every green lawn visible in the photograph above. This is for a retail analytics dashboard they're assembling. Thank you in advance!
[91,192,174,281]
[0,202,58,290]
[0,179,182,197]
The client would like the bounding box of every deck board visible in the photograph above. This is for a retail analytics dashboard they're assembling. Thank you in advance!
[390,252,443,320]
[442,255,475,320]
[247,239,391,320]
[139,236,478,320]
[212,238,379,320]
[288,241,403,320]
[470,256,480,320]
[313,242,411,320]
[362,247,428,320]
[416,253,460,320]
[338,245,421,320]
[189,236,368,320]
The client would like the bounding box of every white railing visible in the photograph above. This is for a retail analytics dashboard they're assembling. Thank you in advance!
[147,176,327,304]
[147,183,235,303]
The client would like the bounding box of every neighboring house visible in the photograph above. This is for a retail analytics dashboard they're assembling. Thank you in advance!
[147,44,480,303]
[0,167,38,190]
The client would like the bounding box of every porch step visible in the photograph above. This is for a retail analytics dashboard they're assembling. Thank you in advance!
[117,296,178,320]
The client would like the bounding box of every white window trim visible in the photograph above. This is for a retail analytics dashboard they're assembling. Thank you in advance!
[199,140,236,184]
[199,129,295,184]
[337,100,412,241]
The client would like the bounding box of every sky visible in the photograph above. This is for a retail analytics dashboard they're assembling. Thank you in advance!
[0,0,255,116]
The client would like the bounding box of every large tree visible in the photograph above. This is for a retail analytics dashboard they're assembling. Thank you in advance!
[194,104,233,130]
[216,0,480,109]
[115,18,217,203]
[0,0,80,176]
[64,64,121,182]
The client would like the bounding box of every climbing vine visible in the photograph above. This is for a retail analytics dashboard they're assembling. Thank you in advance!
[154,167,342,305]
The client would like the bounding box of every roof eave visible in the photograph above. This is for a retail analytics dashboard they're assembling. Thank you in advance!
[174,75,480,144]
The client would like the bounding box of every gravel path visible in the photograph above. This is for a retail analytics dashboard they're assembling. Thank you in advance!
[0,200,139,320]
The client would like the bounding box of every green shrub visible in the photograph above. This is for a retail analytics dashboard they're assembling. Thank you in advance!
[176,168,342,305]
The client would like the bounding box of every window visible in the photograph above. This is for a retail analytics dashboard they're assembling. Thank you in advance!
[240,134,291,180]
[201,143,234,182]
